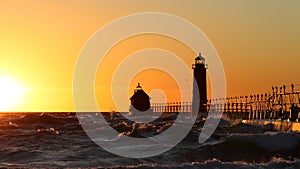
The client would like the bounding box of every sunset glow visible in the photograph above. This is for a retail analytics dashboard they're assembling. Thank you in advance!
[0,1,299,112]
[0,76,27,111]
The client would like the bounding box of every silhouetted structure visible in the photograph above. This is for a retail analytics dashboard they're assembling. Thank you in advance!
[130,83,150,111]
[128,54,299,122]
[207,83,300,121]
[192,53,208,113]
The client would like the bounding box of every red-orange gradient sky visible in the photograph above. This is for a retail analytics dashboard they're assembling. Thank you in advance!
[0,1,299,112]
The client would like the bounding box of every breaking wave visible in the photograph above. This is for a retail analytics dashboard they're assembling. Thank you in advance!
[0,113,299,168]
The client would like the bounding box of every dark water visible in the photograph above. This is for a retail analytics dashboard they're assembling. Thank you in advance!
[0,112,300,168]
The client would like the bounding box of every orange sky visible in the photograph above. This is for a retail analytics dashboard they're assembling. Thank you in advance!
[0,1,299,112]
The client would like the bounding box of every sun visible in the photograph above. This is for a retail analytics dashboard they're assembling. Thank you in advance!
[0,76,27,112]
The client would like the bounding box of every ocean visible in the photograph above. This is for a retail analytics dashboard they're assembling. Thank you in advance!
[0,112,300,168]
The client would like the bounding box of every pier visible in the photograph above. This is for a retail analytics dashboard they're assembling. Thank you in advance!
[150,83,300,122]
[150,83,300,121]
[133,53,300,122]
[210,83,300,121]
[149,54,300,122]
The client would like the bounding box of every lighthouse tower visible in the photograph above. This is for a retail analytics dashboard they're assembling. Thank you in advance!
[192,53,208,114]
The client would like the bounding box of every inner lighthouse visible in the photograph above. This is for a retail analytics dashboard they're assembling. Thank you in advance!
[129,83,150,112]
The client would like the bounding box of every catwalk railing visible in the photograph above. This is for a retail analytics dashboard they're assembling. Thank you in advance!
[150,83,300,121]
[151,102,192,113]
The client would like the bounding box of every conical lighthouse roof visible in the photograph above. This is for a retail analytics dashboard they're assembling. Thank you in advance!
[130,89,149,100]
[195,53,205,60]
[130,83,150,100]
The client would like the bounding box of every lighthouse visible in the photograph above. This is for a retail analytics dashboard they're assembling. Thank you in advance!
[129,83,150,112]
[192,53,208,114]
